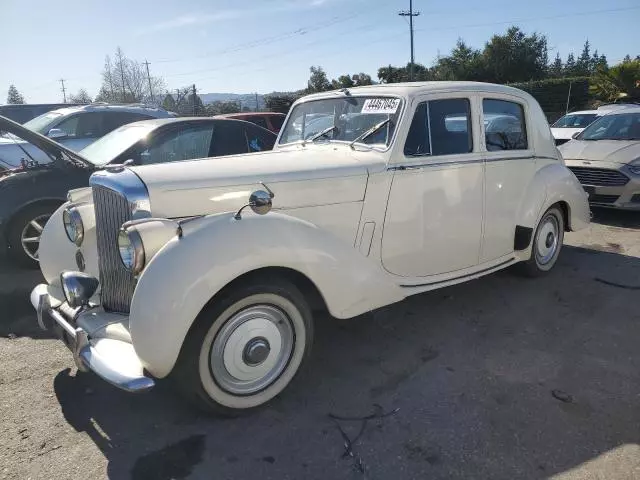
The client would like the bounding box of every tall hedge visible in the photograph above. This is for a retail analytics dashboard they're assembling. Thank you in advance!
[509,77,591,122]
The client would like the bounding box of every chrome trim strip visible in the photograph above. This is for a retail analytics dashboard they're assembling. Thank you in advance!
[400,258,515,288]
[389,155,556,171]
[90,168,151,220]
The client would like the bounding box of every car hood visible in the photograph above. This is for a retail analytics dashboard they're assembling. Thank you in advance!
[550,127,583,140]
[558,139,640,164]
[0,115,91,169]
[125,144,380,218]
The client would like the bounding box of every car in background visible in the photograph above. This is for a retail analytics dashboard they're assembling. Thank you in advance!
[0,116,276,266]
[560,106,640,210]
[551,110,601,146]
[0,103,81,124]
[215,112,286,134]
[0,103,176,170]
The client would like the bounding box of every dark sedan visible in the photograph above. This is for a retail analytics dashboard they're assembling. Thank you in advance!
[0,116,276,266]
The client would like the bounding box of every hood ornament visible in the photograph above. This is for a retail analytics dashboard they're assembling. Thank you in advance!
[104,159,135,173]
[234,182,275,220]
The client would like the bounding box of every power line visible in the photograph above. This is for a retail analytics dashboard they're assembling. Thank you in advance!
[59,79,67,103]
[399,0,420,81]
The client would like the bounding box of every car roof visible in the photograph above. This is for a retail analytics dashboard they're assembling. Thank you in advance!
[215,112,285,118]
[600,106,640,115]
[300,81,532,102]
[115,116,277,132]
[561,110,599,116]
[43,103,175,118]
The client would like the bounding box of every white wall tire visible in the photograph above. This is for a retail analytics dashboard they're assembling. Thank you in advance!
[175,277,313,415]
[517,206,565,277]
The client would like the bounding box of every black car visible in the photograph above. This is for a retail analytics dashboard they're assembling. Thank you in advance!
[0,115,276,266]
[0,103,81,124]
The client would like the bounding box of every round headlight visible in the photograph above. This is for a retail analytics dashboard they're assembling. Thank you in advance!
[62,207,84,246]
[117,228,145,274]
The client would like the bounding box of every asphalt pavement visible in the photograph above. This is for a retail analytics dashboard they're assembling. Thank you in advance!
[1,208,639,480]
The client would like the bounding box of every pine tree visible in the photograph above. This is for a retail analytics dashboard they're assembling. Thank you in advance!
[564,53,576,76]
[6,85,25,104]
[576,40,591,75]
[549,53,564,77]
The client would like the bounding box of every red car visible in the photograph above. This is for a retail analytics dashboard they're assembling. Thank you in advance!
[215,112,285,134]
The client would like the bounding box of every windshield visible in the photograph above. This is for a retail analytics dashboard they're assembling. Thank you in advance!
[22,111,64,134]
[552,113,598,128]
[579,112,640,140]
[80,122,157,165]
[279,96,403,148]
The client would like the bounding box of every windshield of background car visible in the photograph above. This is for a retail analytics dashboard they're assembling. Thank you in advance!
[80,122,158,165]
[22,111,64,134]
[579,112,640,140]
[279,96,403,147]
[552,113,598,128]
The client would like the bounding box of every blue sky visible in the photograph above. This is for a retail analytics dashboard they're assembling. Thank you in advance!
[1,0,638,103]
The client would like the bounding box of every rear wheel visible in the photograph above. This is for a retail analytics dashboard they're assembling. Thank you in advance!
[517,206,564,277]
[175,277,313,415]
[7,204,56,268]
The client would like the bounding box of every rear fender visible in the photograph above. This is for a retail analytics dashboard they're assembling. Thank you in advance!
[129,212,404,378]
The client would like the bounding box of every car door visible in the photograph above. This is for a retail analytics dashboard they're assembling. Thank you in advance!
[480,97,536,263]
[381,95,484,277]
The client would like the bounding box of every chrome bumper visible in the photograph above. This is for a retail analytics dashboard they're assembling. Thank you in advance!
[31,284,154,393]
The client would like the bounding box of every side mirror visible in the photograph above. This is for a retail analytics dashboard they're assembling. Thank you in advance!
[571,132,581,140]
[47,128,66,139]
[248,190,273,215]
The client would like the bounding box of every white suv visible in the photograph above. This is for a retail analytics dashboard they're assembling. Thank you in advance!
[0,103,175,170]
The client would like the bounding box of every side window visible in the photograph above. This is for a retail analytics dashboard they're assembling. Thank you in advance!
[245,125,276,152]
[482,99,528,151]
[211,122,249,156]
[139,125,214,165]
[247,116,269,130]
[53,115,80,137]
[55,113,104,138]
[103,112,152,133]
[269,115,284,131]
[404,98,472,157]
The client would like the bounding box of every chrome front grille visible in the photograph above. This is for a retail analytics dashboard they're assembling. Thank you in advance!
[93,185,136,313]
[568,167,629,187]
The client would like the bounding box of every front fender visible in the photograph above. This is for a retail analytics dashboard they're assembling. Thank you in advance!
[129,212,404,378]
[516,162,590,232]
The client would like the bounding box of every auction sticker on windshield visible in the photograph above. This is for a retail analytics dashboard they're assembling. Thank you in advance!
[361,98,400,114]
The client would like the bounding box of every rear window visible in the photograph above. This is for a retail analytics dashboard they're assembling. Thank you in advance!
[552,113,598,128]
[482,99,528,151]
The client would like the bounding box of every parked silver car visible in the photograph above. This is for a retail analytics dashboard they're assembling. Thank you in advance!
[0,103,175,170]
[561,106,640,210]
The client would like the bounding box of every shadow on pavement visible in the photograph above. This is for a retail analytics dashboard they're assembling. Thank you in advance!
[591,207,640,229]
[51,243,640,479]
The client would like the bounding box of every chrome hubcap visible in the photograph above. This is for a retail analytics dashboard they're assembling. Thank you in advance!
[535,215,559,265]
[210,305,294,395]
[20,214,50,261]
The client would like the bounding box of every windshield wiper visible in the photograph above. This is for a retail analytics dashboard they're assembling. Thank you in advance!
[349,118,391,150]
[306,125,337,143]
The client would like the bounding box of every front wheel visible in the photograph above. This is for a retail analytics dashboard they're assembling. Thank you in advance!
[7,204,56,268]
[175,278,313,415]
[517,206,565,277]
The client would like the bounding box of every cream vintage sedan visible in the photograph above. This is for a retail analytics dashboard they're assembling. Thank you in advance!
[31,82,590,414]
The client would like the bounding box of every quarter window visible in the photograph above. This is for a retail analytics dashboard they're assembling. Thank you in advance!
[139,125,214,165]
[404,98,472,157]
[482,99,527,151]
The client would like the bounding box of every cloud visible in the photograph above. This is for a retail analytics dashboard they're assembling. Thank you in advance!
[137,10,243,35]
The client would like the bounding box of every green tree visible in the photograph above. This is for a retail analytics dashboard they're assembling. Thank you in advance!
[575,40,591,76]
[564,53,576,76]
[432,39,484,81]
[306,66,332,93]
[549,53,564,78]
[7,85,25,104]
[351,73,373,86]
[590,50,607,73]
[590,59,640,102]
[68,88,92,104]
[161,93,176,111]
[264,94,299,114]
[331,74,355,89]
[482,27,548,83]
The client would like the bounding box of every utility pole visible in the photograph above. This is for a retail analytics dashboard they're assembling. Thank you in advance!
[118,54,126,103]
[255,92,259,112]
[398,0,420,82]
[192,84,197,115]
[143,60,154,103]
[59,79,67,103]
